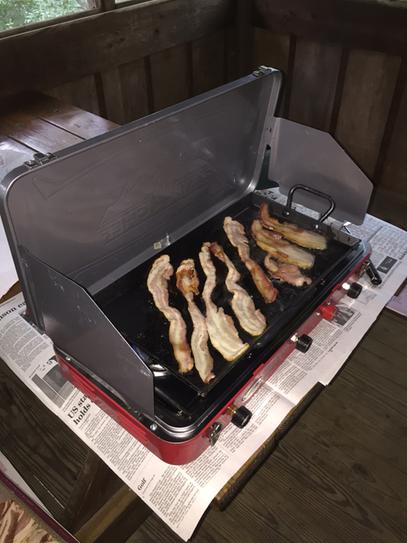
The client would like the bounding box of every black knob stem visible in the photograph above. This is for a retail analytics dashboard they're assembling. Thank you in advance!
[296,334,313,353]
[347,282,363,299]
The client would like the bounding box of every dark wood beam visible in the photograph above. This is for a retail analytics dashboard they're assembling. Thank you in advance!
[0,0,233,98]
[254,0,407,55]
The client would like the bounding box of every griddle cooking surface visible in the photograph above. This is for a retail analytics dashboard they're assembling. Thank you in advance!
[99,196,352,394]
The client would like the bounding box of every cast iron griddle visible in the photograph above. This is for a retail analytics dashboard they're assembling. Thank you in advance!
[98,196,352,394]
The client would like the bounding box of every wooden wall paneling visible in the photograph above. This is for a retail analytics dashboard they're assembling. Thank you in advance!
[378,65,407,198]
[99,67,126,124]
[119,58,151,122]
[150,44,191,111]
[225,26,239,82]
[289,39,342,131]
[252,28,291,115]
[236,0,254,77]
[48,75,101,115]
[192,30,227,95]
[335,50,401,178]
[253,28,290,73]
[0,0,233,99]
[253,0,407,56]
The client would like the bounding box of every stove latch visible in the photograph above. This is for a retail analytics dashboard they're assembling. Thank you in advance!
[208,422,223,446]
[24,152,56,168]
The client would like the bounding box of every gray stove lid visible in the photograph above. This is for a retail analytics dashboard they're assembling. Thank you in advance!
[1,69,281,296]
[268,118,373,224]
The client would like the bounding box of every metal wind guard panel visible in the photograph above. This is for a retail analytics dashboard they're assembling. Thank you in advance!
[268,118,373,224]
[0,70,282,419]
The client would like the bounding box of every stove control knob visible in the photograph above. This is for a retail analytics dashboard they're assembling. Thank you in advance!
[231,406,252,429]
[343,281,363,299]
[208,422,223,446]
[295,334,313,353]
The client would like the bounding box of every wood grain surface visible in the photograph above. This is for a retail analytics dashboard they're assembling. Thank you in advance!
[150,44,191,110]
[335,49,400,177]
[289,38,342,131]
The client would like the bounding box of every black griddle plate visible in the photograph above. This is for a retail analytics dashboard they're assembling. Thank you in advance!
[97,195,354,396]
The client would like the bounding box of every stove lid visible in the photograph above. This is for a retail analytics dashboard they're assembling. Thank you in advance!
[268,118,373,225]
[1,68,281,296]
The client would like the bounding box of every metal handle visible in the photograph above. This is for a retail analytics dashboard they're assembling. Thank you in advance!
[283,184,336,227]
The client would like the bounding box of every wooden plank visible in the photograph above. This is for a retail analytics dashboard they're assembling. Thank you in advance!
[192,30,226,95]
[379,68,407,197]
[253,28,290,73]
[236,0,253,77]
[289,39,342,131]
[254,0,407,55]
[0,0,233,99]
[48,74,101,115]
[119,58,150,121]
[252,28,292,114]
[225,26,239,82]
[75,486,150,543]
[214,385,322,510]
[99,67,126,124]
[335,49,400,177]
[28,94,117,139]
[0,135,34,178]
[150,44,190,111]
[0,360,89,524]
[0,112,83,153]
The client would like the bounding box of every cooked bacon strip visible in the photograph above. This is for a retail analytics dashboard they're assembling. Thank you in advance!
[259,203,327,250]
[223,217,278,303]
[252,220,315,269]
[199,243,248,361]
[147,255,193,373]
[209,243,266,336]
[176,259,215,384]
[264,255,312,287]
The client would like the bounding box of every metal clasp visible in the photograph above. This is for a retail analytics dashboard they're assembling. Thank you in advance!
[208,422,223,446]
[24,152,56,169]
[253,65,272,77]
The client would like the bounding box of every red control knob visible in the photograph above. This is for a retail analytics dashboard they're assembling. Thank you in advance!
[320,303,336,321]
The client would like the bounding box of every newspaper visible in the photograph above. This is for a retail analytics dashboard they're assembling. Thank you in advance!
[0,212,406,541]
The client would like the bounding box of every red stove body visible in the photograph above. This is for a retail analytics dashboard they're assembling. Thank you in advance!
[0,68,376,464]
[56,248,370,465]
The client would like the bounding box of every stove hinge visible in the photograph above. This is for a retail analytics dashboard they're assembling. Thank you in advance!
[252,65,273,77]
[24,152,56,169]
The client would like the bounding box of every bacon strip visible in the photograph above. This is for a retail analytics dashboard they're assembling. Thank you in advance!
[199,243,249,361]
[259,203,327,250]
[223,217,278,303]
[252,220,315,269]
[209,243,266,336]
[264,255,312,287]
[147,255,194,373]
[176,259,215,384]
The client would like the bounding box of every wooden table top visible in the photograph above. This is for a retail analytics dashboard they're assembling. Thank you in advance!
[0,93,117,302]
